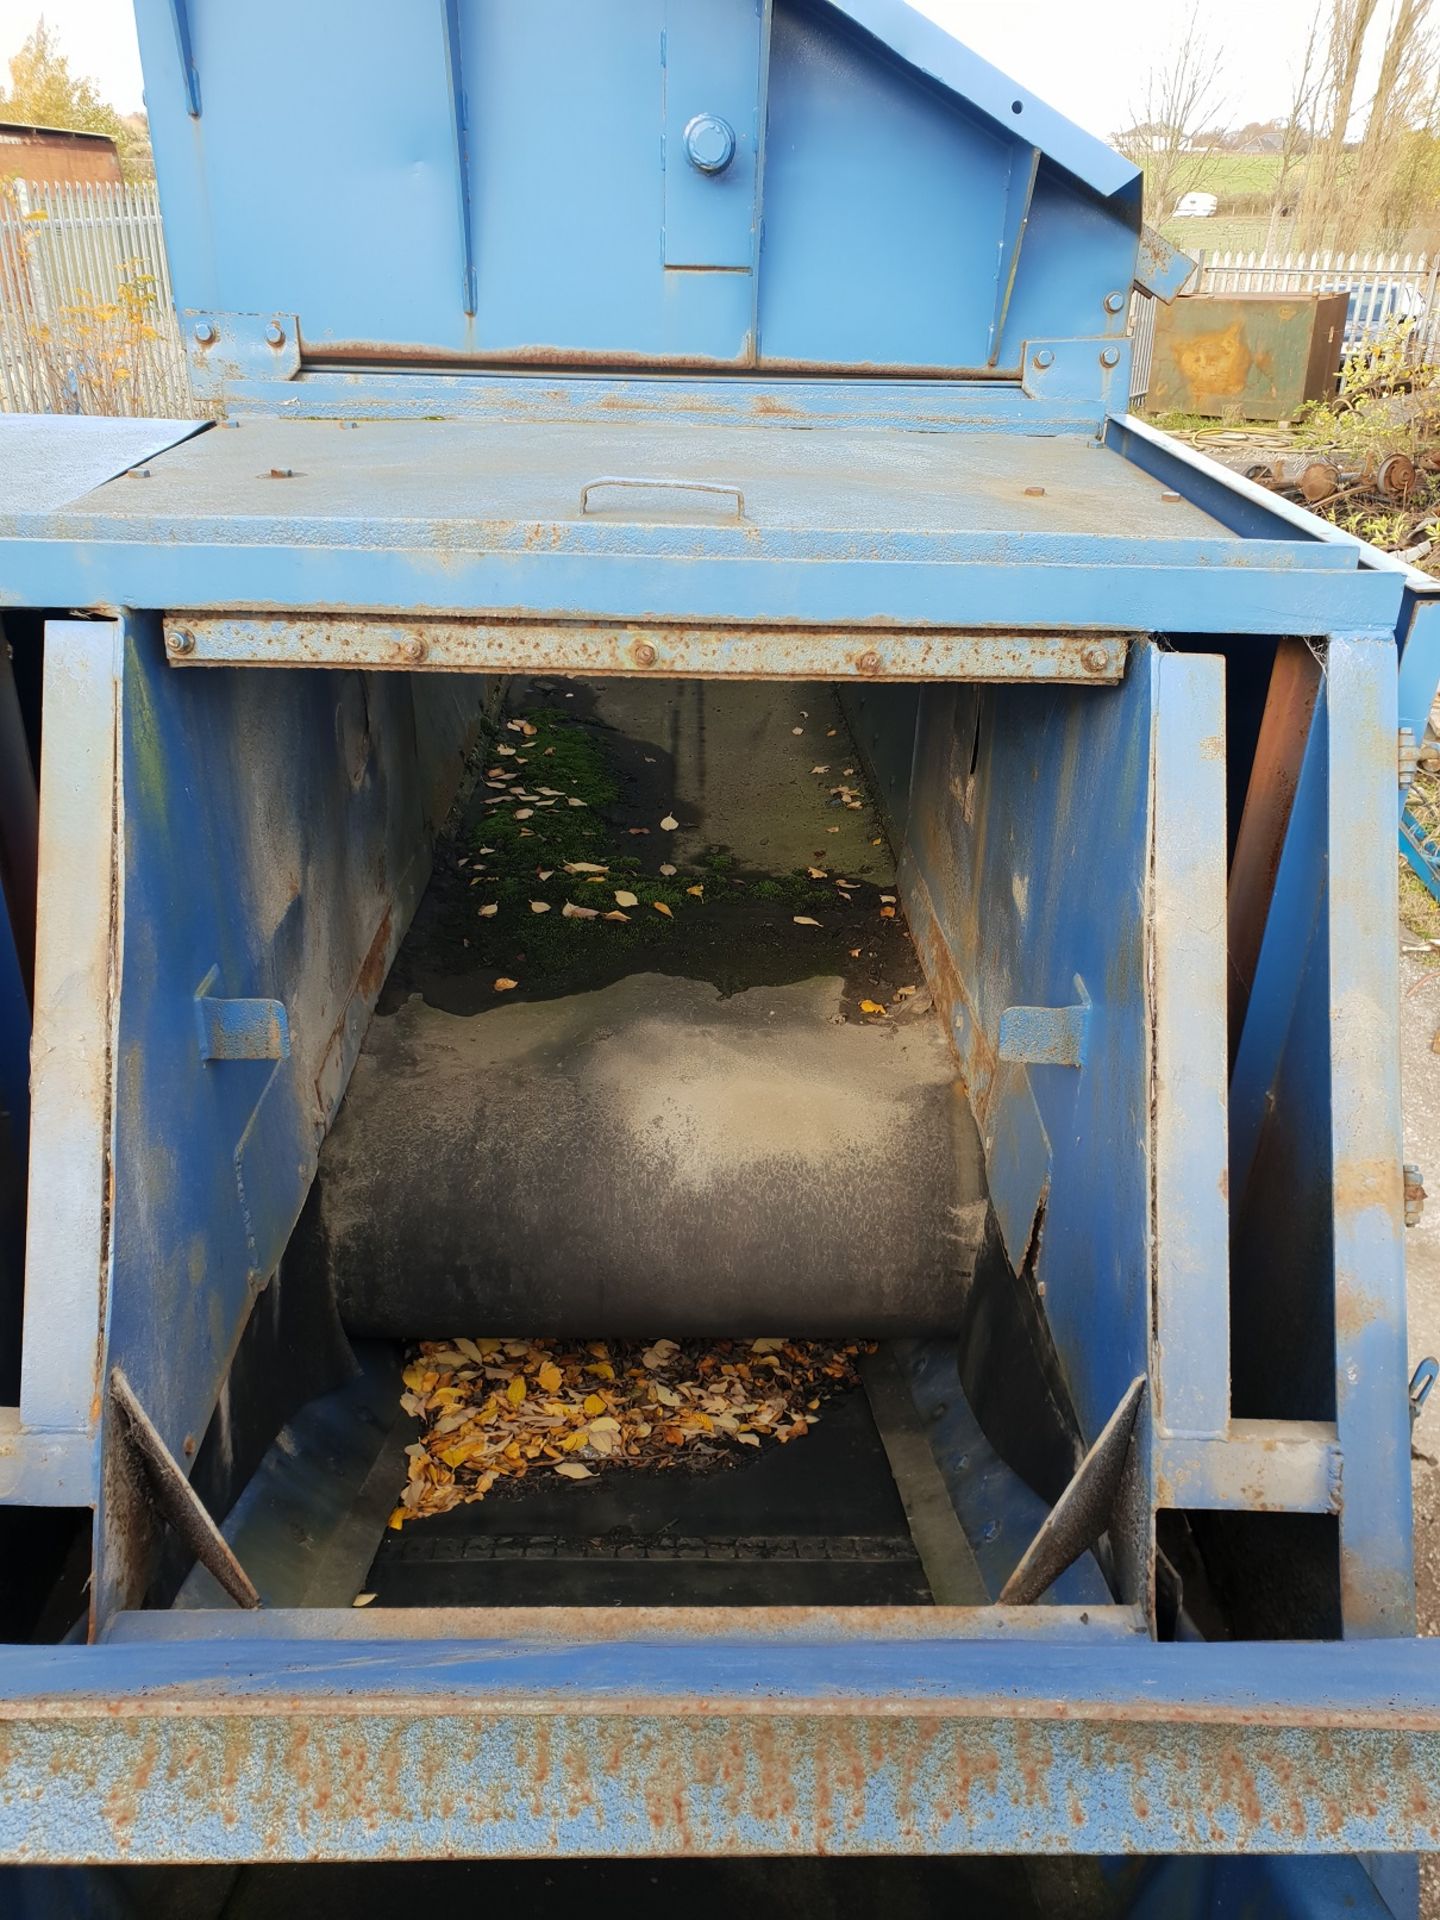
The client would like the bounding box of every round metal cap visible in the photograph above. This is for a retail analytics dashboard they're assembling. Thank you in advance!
[684,113,737,174]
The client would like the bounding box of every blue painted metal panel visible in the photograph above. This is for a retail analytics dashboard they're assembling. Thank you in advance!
[134,0,466,353]
[1231,637,1414,1638]
[134,0,1140,379]
[3,1636,1440,1861]
[1001,166,1138,365]
[663,0,764,272]
[902,660,1158,1447]
[760,4,1015,369]
[93,621,485,1617]
[818,0,1139,203]
[0,1,1427,1898]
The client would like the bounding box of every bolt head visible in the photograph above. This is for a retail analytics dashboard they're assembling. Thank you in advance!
[401,636,428,664]
[633,641,658,667]
[856,649,883,675]
[265,320,286,347]
[683,113,737,174]
[1033,348,1055,370]
[169,629,196,656]
[1105,291,1127,314]
[1100,346,1122,369]
[1081,644,1110,674]
[192,319,215,345]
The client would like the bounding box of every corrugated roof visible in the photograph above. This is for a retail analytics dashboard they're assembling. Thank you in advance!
[0,121,118,145]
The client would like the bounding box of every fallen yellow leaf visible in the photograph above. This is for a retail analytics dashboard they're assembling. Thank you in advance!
[583,1392,607,1416]
[614,889,639,907]
[555,1462,593,1479]
[860,999,887,1015]
[660,814,679,830]
[506,1375,527,1405]
[494,976,519,991]
[793,915,821,927]
[537,1360,562,1394]
[653,901,673,918]
[530,900,551,914]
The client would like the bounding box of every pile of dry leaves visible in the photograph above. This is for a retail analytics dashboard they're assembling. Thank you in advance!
[389,1336,868,1528]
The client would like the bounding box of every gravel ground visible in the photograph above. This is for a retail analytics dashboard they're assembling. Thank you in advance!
[1400,938,1440,1914]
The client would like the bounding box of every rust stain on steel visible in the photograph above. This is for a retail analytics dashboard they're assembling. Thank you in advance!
[1227,639,1323,1062]
[6,1699,1440,1862]
[301,339,1022,382]
[1333,1154,1403,1223]
[354,906,393,1005]
[129,1603,1144,1644]
[162,616,1134,686]
[307,339,759,374]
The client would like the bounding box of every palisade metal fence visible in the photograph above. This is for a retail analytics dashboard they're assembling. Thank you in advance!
[0,178,194,417]
[1131,247,1440,411]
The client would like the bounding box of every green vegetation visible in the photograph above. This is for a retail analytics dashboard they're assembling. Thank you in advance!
[1159,216,1275,256]
[1195,154,1288,197]
[455,705,841,985]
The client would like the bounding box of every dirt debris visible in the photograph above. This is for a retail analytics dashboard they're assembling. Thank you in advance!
[389,1335,872,1527]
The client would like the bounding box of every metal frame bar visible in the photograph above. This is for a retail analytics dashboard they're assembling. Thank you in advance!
[17,621,121,1440]
[1324,636,1414,1636]
[161,615,1133,682]
[3,1636,1440,1862]
[0,543,1401,641]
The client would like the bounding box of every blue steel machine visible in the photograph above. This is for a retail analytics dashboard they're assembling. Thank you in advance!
[2,2,1440,1913]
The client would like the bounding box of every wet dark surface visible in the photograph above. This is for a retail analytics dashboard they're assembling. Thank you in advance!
[216,1857,1050,1919]
[380,679,925,1018]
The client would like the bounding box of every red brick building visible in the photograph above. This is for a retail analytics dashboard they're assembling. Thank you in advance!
[0,121,121,186]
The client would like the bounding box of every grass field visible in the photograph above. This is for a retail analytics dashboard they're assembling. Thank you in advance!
[1162,215,1277,257]
[1190,152,1287,196]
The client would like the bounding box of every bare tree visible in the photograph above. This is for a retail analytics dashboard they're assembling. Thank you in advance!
[1345,0,1437,245]
[1300,0,1382,243]
[1115,3,1229,224]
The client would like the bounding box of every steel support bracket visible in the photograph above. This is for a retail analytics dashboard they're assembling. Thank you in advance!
[1134,224,1195,303]
[1022,336,1131,407]
[194,966,290,1064]
[185,312,302,395]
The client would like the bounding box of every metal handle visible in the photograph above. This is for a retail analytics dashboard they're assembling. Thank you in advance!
[579,476,746,518]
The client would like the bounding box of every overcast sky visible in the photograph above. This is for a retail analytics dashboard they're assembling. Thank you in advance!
[0,0,1337,143]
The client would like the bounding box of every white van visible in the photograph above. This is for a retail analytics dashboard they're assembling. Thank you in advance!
[1173,191,1218,218]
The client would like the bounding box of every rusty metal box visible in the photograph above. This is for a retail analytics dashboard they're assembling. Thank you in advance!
[1148,290,1349,420]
